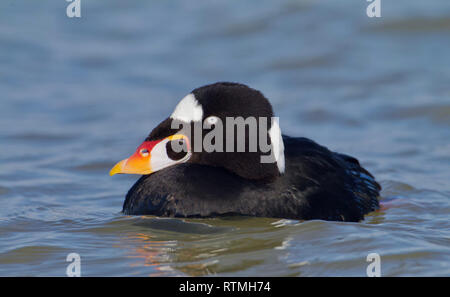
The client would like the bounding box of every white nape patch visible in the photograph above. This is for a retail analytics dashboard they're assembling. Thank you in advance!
[269,118,285,173]
[170,93,203,122]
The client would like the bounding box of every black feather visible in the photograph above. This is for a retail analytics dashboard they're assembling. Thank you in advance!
[123,135,380,222]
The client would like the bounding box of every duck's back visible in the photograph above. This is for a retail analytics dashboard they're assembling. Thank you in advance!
[123,136,380,222]
[279,136,380,221]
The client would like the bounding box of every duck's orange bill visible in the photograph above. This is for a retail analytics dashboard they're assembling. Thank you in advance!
[109,134,189,176]
[109,140,160,176]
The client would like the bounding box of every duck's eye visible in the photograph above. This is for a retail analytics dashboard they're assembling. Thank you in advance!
[166,139,188,161]
[205,116,219,125]
[139,148,149,157]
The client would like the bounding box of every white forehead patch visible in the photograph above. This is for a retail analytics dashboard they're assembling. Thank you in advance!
[269,118,285,174]
[170,93,203,122]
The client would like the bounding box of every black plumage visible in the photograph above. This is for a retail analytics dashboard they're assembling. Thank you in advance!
[121,82,380,222]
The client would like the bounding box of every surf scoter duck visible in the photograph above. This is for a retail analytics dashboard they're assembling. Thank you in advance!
[110,82,380,222]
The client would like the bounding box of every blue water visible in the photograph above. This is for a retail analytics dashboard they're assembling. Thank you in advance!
[0,0,449,276]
